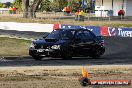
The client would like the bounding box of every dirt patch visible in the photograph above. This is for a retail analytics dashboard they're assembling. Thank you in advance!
[0,65,131,88]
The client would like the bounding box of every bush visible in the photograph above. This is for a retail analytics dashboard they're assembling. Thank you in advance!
[118,10,125,16]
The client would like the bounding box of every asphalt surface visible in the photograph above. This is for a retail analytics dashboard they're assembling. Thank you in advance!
[0,36,132,66]
[0,29,49,39]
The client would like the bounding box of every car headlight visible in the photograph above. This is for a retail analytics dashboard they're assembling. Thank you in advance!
[30,43,35,48]
[51,45,60,49]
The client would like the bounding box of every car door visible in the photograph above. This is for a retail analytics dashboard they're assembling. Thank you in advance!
[73,30,95,54]
[82,30,95,50]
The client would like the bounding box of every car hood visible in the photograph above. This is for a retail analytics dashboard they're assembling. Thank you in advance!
[33,38,68,46]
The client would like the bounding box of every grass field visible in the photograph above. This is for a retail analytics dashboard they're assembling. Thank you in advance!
[0,37,31,56]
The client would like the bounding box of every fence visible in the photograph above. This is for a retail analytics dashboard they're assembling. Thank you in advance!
[0,11,132,21]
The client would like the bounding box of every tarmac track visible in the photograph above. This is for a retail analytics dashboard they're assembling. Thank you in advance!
[0,29,49,39]
[0,37,132,67]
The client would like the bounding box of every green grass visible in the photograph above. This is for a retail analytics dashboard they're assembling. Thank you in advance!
[0,37,31,56]
[0,17,132,28]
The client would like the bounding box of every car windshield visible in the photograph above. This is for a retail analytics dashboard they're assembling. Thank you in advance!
[46,30,74,39]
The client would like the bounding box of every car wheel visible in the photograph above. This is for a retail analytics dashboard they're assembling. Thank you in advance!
[91,48,101,59]
[32,56,42,61]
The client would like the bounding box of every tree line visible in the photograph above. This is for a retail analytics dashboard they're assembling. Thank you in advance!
[0,0,93,18]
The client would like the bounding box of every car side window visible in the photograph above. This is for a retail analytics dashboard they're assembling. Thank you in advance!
[61,30,75,39]
[75,30,94,40]
[75,31,85,39]
[83,31,94,40]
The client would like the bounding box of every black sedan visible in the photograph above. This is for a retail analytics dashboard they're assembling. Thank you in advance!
[29,28,105,60]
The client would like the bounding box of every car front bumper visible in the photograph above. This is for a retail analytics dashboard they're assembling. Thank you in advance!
[29,48,61,57]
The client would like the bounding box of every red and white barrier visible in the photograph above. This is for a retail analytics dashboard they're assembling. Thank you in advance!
[1,22,132,37]
[0,22,54,32]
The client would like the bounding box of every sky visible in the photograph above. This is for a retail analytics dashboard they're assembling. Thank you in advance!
[0,0,14,3]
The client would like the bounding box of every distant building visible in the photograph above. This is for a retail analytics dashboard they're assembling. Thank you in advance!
[95,0,132,17]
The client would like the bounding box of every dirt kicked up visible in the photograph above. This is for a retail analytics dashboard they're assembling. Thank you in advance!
[0,65,131,88]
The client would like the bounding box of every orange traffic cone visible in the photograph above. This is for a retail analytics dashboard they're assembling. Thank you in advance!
[79,67,91,86]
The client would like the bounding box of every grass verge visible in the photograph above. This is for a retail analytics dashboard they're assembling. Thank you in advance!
[0,17,132,28]
[0,37,31,56]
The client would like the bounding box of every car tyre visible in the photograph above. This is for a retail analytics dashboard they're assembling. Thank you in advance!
[91,48,102,59]
[32,56,42,61]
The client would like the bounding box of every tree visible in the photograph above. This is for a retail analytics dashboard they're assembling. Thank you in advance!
[4,2,12,8]
[13,0,22,11]
[51,0,68,10]
[0,2,4,8]
[22,0,42,18]
[85,0,95,12]
[22,0,28,18]
[67,0,82,12]
[39,0,51,12]
[85,0,91,6]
